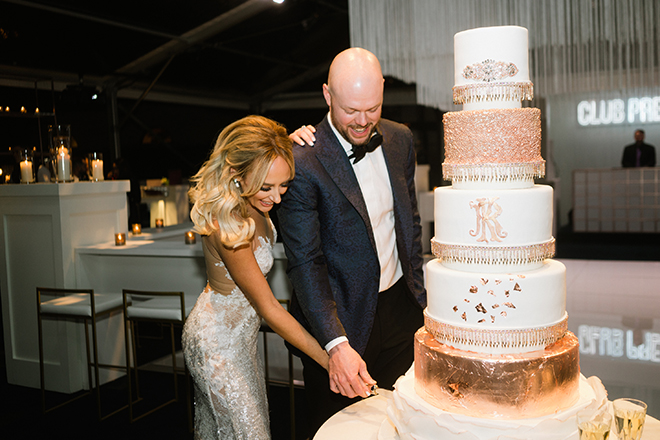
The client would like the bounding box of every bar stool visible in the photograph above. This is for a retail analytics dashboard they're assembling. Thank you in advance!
[36,287,128,420]
[122,289,194,430]
[260,299,297,440]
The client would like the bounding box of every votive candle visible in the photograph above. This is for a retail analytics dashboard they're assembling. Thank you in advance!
[185,231,196,244]
[114,233,126,246]
[155,218,164,228]
[131,223,142,235]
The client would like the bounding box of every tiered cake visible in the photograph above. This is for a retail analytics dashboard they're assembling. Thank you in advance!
[386,26,607,440]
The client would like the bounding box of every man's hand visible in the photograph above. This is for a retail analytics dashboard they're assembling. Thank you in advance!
[289,125,316,146]
[327,341,376,398]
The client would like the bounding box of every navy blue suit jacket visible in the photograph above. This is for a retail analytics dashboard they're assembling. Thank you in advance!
[277,116,426,356]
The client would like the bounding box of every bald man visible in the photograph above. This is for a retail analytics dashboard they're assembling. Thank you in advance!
[277,48,426,435]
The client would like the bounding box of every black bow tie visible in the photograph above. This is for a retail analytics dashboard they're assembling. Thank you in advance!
[348,131,383,164]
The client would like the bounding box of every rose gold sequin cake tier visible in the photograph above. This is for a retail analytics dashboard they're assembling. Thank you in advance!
[413,328,580,419]
[442,108,544,182]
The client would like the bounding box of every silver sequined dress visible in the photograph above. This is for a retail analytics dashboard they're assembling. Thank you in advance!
[182,222,275,439]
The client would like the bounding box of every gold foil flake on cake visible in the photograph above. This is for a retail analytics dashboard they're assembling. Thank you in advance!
[517,274,526,279]
[469,286,478,293]
[477,319,485,323]
[423,311,569,351]
[501,311,507,317]
[495,279,502,285]
[453,306,459,312]
[492,304,500,309]
[452,81,533,105]
[475,303,487,314]
[503,302,516,309]
[487,290,495,296]
[504,290,510,297]
[469,197,507,244]
[462,59,519,83]
[464,299,470,303]
[480,278,488,285]
[431,238,555,266]
[513,283,522,291]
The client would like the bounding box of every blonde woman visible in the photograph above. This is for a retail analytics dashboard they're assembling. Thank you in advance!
[182,115,330,439]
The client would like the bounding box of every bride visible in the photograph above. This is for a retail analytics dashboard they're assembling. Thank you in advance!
[182,115,371,439]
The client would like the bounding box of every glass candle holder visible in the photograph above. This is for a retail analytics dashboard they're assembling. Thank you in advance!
[49,125,73,183]
[131,223,142,235]
[114,233,126,246]
[19,148,35,184]
[155,218,164,228]
[88,152,104,181]
[185,231,196,244]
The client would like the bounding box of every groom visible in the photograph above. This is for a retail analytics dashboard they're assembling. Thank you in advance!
[277,47,426,436]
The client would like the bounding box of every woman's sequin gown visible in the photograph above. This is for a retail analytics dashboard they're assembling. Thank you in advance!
[182,224,275,439]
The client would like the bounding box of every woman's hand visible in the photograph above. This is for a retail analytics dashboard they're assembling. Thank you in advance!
[290,125,316,146]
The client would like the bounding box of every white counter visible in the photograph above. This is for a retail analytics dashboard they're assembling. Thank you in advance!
[0,181,130,392]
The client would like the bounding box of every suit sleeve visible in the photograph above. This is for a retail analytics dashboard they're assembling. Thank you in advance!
[277,156,346,347]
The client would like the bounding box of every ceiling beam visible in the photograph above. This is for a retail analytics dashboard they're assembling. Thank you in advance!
[115,0,273,77]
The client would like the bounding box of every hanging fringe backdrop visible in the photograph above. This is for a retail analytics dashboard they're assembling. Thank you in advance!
[348,0,660,110]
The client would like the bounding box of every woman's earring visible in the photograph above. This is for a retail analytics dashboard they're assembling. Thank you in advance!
[233,178,241,189]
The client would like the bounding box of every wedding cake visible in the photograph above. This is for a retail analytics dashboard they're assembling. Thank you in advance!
[386,26,607,440]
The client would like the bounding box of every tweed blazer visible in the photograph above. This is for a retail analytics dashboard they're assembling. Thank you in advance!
[277,116,426,356]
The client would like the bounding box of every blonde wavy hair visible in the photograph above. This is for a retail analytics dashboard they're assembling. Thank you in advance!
[189,115,294,248]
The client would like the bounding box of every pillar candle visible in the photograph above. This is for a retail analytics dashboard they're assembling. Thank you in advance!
[91,159,104,181]
[57,147,71,182]
[20,160,34,183]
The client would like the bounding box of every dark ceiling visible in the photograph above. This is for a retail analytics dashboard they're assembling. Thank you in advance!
[0,0,351,110]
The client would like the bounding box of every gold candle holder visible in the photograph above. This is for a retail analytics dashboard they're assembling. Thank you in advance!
[131,223,142,235]
[185,231,196,244]
[155,218,164,228]
[114,233,126,246]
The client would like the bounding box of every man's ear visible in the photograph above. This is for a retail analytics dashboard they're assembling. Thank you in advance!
[322,84,332,107]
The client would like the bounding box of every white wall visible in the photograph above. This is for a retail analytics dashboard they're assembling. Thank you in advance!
[547,90,660,227]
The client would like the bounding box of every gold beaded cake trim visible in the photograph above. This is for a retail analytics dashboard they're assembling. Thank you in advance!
[443,108,542,165]
[442,161,546,182]
[431,238,555,265]
[453,81,533,105]
[424,310,568,350]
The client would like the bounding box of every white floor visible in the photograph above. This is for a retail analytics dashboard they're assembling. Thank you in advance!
[560,259,660,418]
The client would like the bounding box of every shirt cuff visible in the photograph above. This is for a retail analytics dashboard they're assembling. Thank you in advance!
[324,336,348,353]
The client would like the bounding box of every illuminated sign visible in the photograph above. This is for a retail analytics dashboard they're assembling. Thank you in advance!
[577,97,660,126]
[578,325,660,362]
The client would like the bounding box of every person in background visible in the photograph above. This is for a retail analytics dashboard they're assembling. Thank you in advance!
[181,115,351,440]
[621,129,656,167]
[278,47,426,437]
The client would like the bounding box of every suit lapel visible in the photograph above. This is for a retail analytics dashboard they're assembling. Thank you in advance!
[315,118,377,251]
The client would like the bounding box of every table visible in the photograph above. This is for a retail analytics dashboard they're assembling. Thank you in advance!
[314,390,660,440]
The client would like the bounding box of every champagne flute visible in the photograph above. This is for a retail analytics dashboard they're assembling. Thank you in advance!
[577,408,612,440]
[613,398,647,440]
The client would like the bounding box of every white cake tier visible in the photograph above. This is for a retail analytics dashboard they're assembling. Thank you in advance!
[433,185,554,272]
[388,370,608,440]
[426,259,566,351]
[453,26,533,111]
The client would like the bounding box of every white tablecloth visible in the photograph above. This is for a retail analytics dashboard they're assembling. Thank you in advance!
[314,390,660,440]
